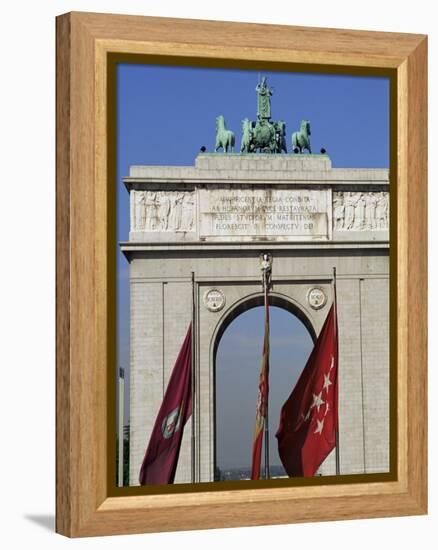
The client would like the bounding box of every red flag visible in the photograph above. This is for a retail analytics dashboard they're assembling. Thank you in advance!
[139,324,192,485]
[276,304,338,477]
[251,301,270,480]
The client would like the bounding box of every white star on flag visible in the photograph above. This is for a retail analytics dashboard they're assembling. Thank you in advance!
[323,373,332,393]
[311,392,325,413]
[314,418,324,435]
[324,401,330,417]
[329,355,335,371]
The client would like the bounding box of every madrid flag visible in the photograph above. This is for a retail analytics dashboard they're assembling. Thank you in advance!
[139,324,192,485]
[276,304,338,477]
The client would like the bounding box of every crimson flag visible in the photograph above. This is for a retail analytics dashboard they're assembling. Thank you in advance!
[139,324,192,485]
[251,301,270,480]
[276,304,338,477]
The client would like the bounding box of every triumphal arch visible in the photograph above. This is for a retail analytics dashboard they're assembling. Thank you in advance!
[121,80,390,486]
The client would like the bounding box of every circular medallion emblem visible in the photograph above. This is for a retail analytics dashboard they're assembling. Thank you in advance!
[161,407,181,439]
[203,288,226,312]
[307,287,327,310]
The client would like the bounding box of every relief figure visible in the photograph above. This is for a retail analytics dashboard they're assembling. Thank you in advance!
[158,193,171,231]
[169,192,185,230]
[344,192,356,230]
[181,193,194,231]
[353,193,365,230]
[145,191,159,231]
[134,191,146,231]
[333,194,345,230]
[376,192,389,229]
[364,193,378,230]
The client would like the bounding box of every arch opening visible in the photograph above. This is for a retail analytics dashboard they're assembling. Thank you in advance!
[213,297,314,481]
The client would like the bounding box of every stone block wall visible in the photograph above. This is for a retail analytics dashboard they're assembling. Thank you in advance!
[125,154,390,485]
[129,279,192,484]
[128,258,389,484]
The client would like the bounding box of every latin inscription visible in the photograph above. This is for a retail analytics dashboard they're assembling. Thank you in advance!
[199,188,331,240]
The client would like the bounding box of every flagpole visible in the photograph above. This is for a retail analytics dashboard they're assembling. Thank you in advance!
[263,269,270,480]
[191,271,196,484]
[118,367,125,487]
[333,267,341,476]
[259,253,272,480]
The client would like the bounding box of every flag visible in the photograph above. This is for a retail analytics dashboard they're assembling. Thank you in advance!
[251,301,270,480]
[276,303,338,477]
[139,324,192,485]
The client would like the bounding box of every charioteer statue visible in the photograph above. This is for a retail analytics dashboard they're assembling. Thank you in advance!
[256,76,273,120]
[241,76,287,154]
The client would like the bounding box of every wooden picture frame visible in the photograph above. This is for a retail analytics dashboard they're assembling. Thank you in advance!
[56,11,427,537]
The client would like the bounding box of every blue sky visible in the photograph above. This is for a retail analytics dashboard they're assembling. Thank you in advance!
[116,63,389,473]
[216,306,313,471]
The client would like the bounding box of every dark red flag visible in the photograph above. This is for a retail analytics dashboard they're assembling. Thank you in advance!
[276,304,338,477]
[139,324,192,485]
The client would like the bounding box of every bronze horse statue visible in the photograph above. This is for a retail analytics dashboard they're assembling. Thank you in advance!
[292,120,312,153]
[215,115,235,153]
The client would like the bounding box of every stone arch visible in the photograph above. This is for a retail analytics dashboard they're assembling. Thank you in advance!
[210,290,316,480]
[211,290,317,362]
[123,151,390,485]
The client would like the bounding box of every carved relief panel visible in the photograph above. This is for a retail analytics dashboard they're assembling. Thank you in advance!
[132,190,195,232]
[333,191,389,231]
